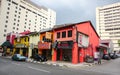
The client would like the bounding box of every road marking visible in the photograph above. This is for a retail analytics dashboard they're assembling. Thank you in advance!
[28,66,50,73]
[11,62,21,66]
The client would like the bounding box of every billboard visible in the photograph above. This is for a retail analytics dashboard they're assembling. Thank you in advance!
[78,32,89,48]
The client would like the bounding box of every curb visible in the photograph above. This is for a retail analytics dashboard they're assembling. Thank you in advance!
[26,59,68,68]
[26,59,96,68]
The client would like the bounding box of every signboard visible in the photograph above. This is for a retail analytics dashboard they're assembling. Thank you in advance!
[46,32,52,39]
[78,33,89,48]
[15,44,26,48]
[57,41,73,49]
[38,42,51,49]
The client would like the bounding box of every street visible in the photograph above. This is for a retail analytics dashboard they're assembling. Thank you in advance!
[79,58,120,75]
[0,57,109,75]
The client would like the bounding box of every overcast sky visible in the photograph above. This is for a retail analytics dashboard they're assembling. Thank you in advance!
[30,0,120,28]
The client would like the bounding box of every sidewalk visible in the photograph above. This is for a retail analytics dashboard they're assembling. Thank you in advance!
[27,59,107,68]
[2,56,108,68]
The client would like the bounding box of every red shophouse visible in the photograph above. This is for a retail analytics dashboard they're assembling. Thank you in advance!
[52,21,100,64]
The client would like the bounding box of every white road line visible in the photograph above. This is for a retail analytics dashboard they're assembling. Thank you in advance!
[28,66,51,73]
[11,62,21,66]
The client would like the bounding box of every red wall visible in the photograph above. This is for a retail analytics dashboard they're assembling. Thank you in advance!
[76,22,99,59]
[52,22,100,64]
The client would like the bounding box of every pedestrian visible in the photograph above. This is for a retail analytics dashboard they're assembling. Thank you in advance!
[98,52,101,64]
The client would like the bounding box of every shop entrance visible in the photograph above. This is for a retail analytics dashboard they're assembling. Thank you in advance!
[57,49,60,60]
[62,49,72,62]
[57,49,72,62]
[42,50,52,60]
[32,48,38,57]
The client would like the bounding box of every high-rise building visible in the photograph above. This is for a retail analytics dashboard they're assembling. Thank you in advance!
[96,2,120,51]
[0,0,56,44]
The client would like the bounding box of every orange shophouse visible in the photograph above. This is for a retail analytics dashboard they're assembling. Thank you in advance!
[52,21,100,64]
[38,29,53,60]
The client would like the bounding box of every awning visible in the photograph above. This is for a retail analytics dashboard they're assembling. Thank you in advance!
[97,44,109,50]
[1,40,13,49]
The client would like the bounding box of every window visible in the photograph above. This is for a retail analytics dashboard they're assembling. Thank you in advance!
[18,12,21,14]
[16,28,19,30]
[8,3,11,6]
[14,19,16,21]
[42,36,46,41]
[16,7,18,9]
[4,34,6,37]
[6,16,9,19]
[62,31,66,38]
[6,20,8,23]
[7,12,9,14]
[13,27,15,29]
[18,16,20,18]
[17,24,19,26]
[5,25,7,27]
[68,30,72,37]
[57,32,60,38]
[14,15,16,17]
[13,23,16,25]
[15,11,17,13]
[7,7,10,10]
[4,29,7,32]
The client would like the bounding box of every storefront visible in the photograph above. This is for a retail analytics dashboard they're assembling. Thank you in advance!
[38,42,52,60]
[15,44,28,57]
[39,29,53,60]
[52,21,100,64]
[56,41,73,62]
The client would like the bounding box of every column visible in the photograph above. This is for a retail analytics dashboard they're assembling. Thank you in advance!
[72,42,78,64]
[52,48,57,61]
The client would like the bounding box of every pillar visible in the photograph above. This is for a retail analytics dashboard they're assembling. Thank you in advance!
[79,48,84,63]
[52,49,57,61]
[72,42,78,64]
[28,47,32,58]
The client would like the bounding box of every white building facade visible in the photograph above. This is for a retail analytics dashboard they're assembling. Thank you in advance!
[0,0,56,44]
[96,2,120,51]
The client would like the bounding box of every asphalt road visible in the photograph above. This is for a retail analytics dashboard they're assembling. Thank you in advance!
[0,57,109,75]
[79,58,120,75]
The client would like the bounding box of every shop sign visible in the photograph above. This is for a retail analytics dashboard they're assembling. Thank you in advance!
[78,32,89,48]
[57,41,73,49]
[38,42,51,49]
[15,44,27,48]
[46,32,52,39]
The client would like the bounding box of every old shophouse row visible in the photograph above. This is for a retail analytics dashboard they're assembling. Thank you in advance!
[6,21,112,64]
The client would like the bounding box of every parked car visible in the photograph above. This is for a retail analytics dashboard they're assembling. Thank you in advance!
[116,53,120,58]
[102,54,111,60]
[109,53,118,59]
[12,54,27,61]
[32,54,47,62]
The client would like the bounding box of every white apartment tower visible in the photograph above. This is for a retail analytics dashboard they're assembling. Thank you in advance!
[0,0,56,44]
[96,2,120,51]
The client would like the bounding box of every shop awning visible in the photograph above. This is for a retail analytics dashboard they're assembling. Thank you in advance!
[97,44,109,50]
[1,40,13,49]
